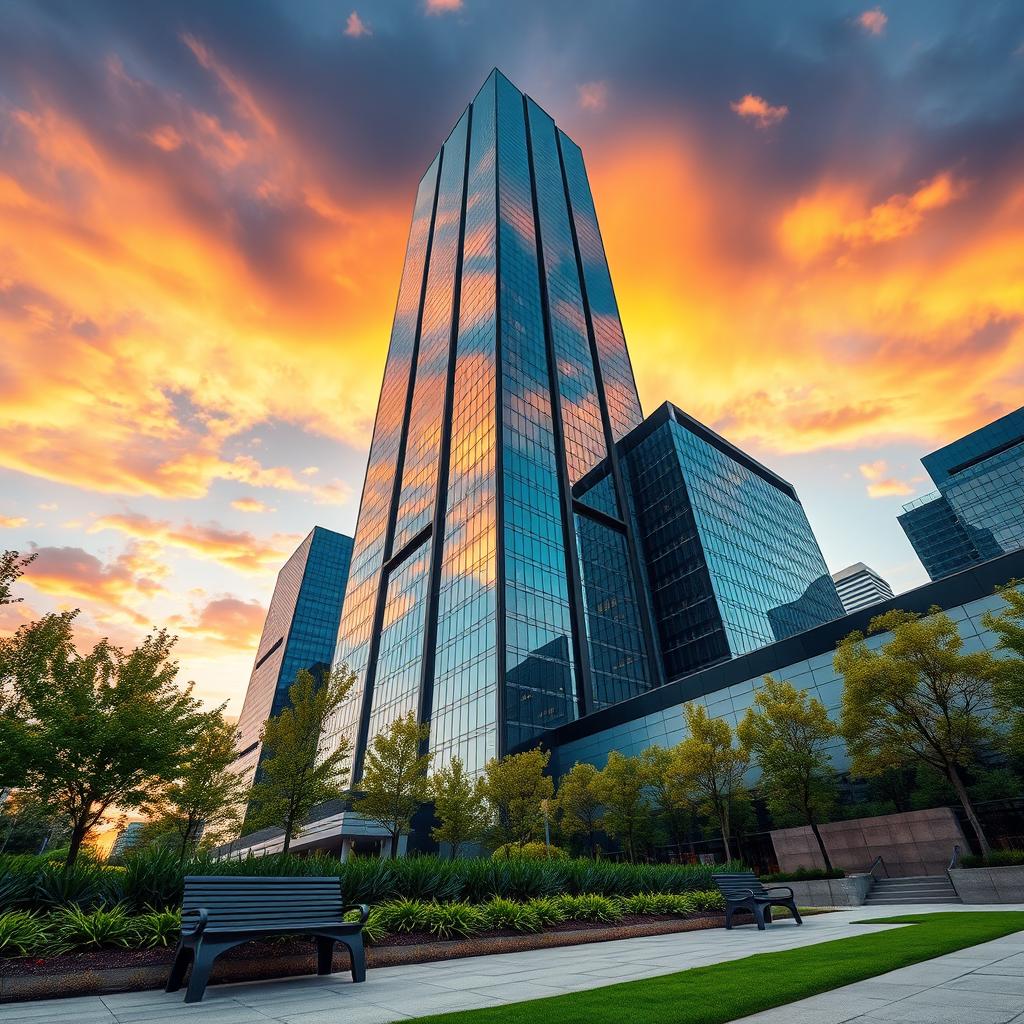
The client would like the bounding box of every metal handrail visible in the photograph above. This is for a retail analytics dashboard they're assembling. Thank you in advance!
[949,844,961,870]
[868,855,889,879]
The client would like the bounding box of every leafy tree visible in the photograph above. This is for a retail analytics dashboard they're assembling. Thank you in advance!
[593,752,652,862]
[554,761,604,857]
[835,607,999,855]
[8,616,208,865]
[673,703,750,861]
[430,756,488,858]
[141,712,248,861]
[981,583,1024,757]
[0,551,37,787]
[478,747,554,853]
[0,791,68,855]
[355,711,432,858]
[247,665,355,854]
[738,676,839,871]
[641,745,691,856]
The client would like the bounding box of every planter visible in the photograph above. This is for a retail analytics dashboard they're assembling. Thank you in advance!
[949,865,1024,904]
[785,874,872,907]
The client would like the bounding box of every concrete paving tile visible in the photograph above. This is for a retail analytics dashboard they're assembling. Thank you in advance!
[0,996,112,1018]
[914,988,1024,1012]
[280,1009,410,1024]
[945,975,1024,995]
[462,980,581,1003]
[855,1004,1017,1024]
[0,1013,115,1024]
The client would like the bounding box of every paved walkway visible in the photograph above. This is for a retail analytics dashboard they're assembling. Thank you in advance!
[2,904,1022,1024]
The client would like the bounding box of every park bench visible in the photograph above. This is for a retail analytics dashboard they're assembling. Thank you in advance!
[713,871,802,931]
[165,875,369,1003]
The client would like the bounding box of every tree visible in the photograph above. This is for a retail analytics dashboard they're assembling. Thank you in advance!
[0,550,37,787]
[554,761,604,857]
[141,712,248,860]
[0,791,68,855]
[835,607,999,855]
[9,616,208,865]
[738,675,839,871]
[355,711,432,858]
[478,748,554,852]
[673,703,749,861]
[593,751,652,861]
[641,745,691,856]
[430,757,488,858]
[247,666,355,854]
[981,583,1024,757]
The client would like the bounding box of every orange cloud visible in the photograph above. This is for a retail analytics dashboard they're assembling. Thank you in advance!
[858,459,914,497]
[779,171,970,261]
[425,0,462,12]
[0,516,28,528]
[730,93,789,127]
[25,544,167,625]
[174,595,265,649]
[857,8,888,35]
[231,497,273,513]
[578,82,609,112]
[344,11,371,38]
[89,512,301,575]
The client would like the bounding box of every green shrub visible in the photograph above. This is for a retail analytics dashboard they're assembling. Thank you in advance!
[0,910,53,956]
[349,906,388,944]
[960,849,1024,869]
[617,892,697,916]
[528,895,568,927]
[390,857,463,903]
[34,861,121,911]
[0,859,36,912]
[121,847,190,912]
[492,843,567,861]
[374,898,431,935]
[130,908,181,948]
[481,896,543,933]
[762,867,845,882]
[424,901,485,940]
[49,905,135,952]
[686,889,725,913]
[553,893,622,924]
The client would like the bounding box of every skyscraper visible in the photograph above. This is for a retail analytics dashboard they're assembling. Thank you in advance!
[322,71,842,783]
[831,562,895,615]
[323,70,659,778]
[898,407,1024,580]
[233,526,353,792]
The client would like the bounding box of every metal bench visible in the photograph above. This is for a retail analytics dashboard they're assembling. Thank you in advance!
[713,871,802,931]
[165,875,369,1003]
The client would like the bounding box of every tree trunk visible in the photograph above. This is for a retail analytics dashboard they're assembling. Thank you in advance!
[808,816,833,872]
[947,763,992,857]
[720,803,732,862]
[66,816,89,867]
[390,831,399,859]
[281,824,292,855]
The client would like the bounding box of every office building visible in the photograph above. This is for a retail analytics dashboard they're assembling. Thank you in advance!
[832,562,895,615]
[899,407,1024,580]
[320,70,841,786]
[233,526,353,792]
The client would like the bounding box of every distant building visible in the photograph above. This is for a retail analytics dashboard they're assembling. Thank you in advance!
[831,562,896,615]
[233,527,353,795]
[899,407,1024,580]
[110,821,143,860]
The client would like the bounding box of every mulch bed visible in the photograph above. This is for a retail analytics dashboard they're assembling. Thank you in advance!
[0,914,727,1001]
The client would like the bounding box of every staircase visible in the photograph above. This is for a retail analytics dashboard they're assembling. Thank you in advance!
[864,874,962,905]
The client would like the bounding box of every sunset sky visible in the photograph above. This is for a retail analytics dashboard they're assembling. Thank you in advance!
[2,0,1023,713]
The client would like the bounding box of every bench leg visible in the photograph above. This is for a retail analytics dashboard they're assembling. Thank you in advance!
[317,937,335,976]
[724,906,733,930]
[339,934,366,983]
[790,902,803,925]
[184,945,217,1004]
[165,944,191,993]
[753,904,768,931]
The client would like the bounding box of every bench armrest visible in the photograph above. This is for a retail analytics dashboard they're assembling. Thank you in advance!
[723,888,756,901]
[181,908,209,936]
[343,903,370,925]
[765,886,795,899]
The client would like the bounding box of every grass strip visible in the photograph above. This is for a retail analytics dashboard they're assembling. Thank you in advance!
[409,912,1024,1024]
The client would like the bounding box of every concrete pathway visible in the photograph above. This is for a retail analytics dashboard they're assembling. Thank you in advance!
[1,904,1021,1024]
[735,928,1024,1024]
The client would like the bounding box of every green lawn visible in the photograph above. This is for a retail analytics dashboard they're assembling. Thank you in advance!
[410,912,1024,1024]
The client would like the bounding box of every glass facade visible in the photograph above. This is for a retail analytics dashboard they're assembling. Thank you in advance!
[322,71,841,785]
[234,527,353,790]
[899,407,1024,581]
[324,70,658,777]
[621,405,844,679]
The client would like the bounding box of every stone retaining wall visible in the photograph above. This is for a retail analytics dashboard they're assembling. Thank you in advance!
[949,865,1024,903]
[785,874,872,907]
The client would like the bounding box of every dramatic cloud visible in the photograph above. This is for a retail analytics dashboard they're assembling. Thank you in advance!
[173,595,265,649]
[425,0,463,13]
[344,12,371,38]
[89,513,301,575]
[578,82,609,112]
[730,93,789,127]
[858,460,915,498]
[231,497,274,513]
[0,516,28,528]
[857,8,888,35]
